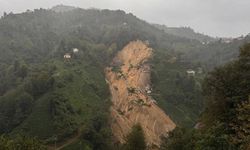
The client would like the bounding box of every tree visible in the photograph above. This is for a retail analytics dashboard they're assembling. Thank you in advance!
[0,135,46,150]
[16,63,28,79]
[161,43,250,150]
[3,12,7,18]
[200,43,250,149]
[160,127,195,150]
[123,124,146,150]
[230,99,250,149]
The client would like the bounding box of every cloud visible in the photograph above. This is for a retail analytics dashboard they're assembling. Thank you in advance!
[0,0,249,37]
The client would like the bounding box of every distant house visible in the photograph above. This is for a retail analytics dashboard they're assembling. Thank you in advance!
[73,48,79,53]
[64,53,71,59]
[187,69,195,76]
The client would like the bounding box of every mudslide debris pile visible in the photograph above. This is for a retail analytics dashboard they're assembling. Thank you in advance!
[105,40,176,147]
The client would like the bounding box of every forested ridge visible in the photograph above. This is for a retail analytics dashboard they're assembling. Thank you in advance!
[153,24,216,43]
[160,43,250,150]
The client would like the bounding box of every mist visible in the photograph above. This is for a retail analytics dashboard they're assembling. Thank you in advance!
[0,0,249,37]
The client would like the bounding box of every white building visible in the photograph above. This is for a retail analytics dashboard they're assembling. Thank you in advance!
[73,48,79,53]
[64,53,71,59]
[187,70,195,76]
[123,22,128,26]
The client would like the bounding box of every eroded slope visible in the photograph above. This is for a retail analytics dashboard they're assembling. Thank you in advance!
[105,40,175,147]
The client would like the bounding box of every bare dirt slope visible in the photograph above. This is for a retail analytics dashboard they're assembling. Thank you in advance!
[105,40,176,147]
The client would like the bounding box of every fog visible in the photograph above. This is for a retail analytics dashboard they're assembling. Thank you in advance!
[0,0,249,37]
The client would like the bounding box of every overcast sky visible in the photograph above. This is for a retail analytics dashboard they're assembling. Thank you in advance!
[0,0,249,37]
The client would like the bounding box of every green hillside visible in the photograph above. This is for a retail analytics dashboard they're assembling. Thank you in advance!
[160,43,250,150]
[153,24,216,43]
[183,36,250,69]
[0,5,247,149]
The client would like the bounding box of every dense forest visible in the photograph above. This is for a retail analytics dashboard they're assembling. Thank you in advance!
[153,24,216,43]
[0,5,249,149]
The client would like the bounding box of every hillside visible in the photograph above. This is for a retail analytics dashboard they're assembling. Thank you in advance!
[183,35,250,69]
[154,24,216,43]
[0,5,245,149]
[160,43,250,150]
